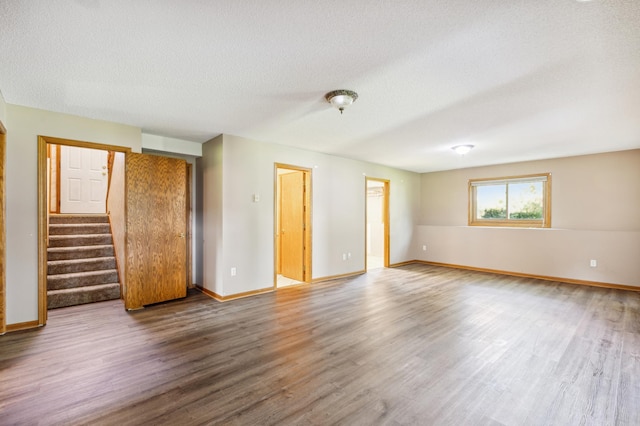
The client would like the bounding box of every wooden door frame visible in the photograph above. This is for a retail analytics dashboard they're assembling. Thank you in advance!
[46,143,61,214]
[37,136,130,325]
[273,163,312,288]
[186,163,193,288]
[0,121,6,334]
[365,177,390,270]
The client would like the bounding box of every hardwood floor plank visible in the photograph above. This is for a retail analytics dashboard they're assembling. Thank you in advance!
[1,264,639,425]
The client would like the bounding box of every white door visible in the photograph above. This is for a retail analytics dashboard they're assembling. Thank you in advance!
[60,146,108,214]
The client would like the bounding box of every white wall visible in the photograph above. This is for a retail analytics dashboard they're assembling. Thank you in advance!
[201,134,420,297]
[5,104,141,324]
[416,150,640,286]
[141,133,203,157]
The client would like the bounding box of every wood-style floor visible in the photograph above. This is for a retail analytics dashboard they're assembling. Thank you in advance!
[2,264,639,425]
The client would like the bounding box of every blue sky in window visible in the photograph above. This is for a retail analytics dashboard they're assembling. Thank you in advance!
[476,185,506,217]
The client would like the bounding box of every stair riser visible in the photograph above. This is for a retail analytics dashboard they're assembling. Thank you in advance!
[48,258,116,275]
[49,215,109,224]
[47,271,119,290]
[49,224,111,235]
[49,235,113,248]
[48,246,115,261]
[48,285,121,309]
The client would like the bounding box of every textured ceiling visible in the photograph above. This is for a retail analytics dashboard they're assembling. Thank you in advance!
[1,0,639,172]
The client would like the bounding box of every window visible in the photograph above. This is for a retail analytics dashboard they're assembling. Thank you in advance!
[469,173,551,228]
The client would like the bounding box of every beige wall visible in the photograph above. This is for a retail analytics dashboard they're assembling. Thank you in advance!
[416,150,640,286]
[107,152,126,293]
[5,104,141,325]
[200,134,421,297]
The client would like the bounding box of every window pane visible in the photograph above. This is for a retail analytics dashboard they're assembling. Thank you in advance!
[508,182,543,220]
[476,184,507,219]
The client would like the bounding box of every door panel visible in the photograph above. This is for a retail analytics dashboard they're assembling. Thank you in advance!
[60,146,108,213]
[125,153,187,309]
[280,171,304,281]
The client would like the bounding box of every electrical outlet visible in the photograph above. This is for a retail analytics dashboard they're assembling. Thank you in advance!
[231,267,237,276]
[590,260,597,268]
[348,253,351,259]
[342,253,347,261]
[422,245,427,251]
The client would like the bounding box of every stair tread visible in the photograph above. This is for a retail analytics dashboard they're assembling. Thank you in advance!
[49,214,109,224]
[49,223,109,226]
[49,233,113,238]
[48,244,114,252]
[47,283,121,309]
[50,214,108,217]
[48,256,116,266]
[47,283,120,295]
[47,269,118,279]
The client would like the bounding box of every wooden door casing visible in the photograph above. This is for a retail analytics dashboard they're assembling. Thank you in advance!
[280,171,305,282]
[125,153,187,309]
[0,123,6,334]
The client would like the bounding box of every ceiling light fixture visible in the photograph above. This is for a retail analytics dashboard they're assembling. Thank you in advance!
[452,144,474,155]
[325,90,358,114]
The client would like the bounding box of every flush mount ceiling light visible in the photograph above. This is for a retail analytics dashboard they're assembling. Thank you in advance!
[325,90,358,114]
[452,144,474,155]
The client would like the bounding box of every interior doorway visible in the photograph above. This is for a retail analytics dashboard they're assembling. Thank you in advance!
[274,164,312,288]
[366,178,389,270]
[37,136,130,323]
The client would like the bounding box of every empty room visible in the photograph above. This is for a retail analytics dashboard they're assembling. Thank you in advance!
[1,1,639,425]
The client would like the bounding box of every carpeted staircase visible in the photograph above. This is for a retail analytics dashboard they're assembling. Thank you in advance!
[47,214,121,309]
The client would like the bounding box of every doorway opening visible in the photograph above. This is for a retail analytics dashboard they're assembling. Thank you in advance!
[274,164,312,288]
[41,137,128,315]
[366,178,389,270]
[46,143,122,309]
[38,136,130,323]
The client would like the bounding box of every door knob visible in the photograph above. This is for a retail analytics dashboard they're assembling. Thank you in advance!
[179,233,186,238]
